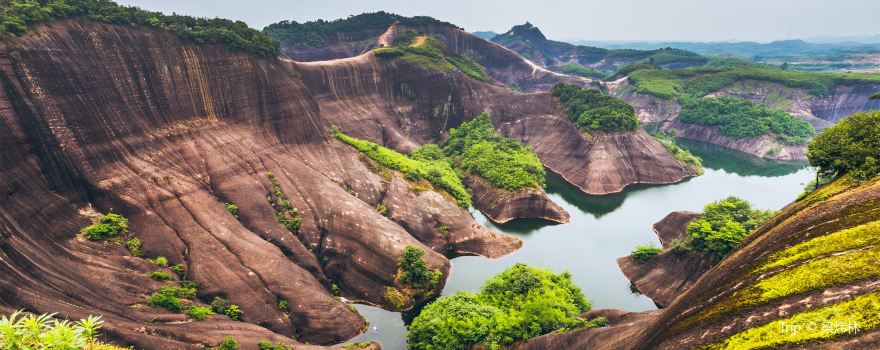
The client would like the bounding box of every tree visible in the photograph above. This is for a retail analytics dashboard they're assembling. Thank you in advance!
[807,110,880,180]
[686,196,777,261]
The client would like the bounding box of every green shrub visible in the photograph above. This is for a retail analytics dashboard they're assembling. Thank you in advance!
[81,213,129,241]
[552,83,639,132]
[443,113,546,191]
[148,271,172,281]
[259,340,293,350]
[678,96,813,143]
[217,337,238,350]
[125,237,143,257]
[561,64,608,79]
[408,264,596,349]
[277,299,288,312]
[808,110,880,180]
[146,256,168,267]
[186,306,213,321]
[0,311,125,349]
[0,0,279,57]
[210,297,242,321]
[224,202,239,218]
[398,246,442,291]
[146,291,185,312]
[170,264,185,278]
[631,244,663,263]
[686,196,777,261]
[342,342,372,350]
[446,55,489,82]
[266,173,303,231]
[376,202,388,216]
[384,287,406,310]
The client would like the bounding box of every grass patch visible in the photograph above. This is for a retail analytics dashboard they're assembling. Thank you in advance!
[373,34,489,82]
[652,131,704,173]
[631,244,663,263]
[333,130,471,207]
[706,292,880,350]
[756,221,880,273]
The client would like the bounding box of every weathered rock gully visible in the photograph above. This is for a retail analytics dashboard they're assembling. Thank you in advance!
[0,19,697,348]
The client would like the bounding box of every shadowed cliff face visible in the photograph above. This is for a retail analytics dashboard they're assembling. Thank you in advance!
[0,19,696,348]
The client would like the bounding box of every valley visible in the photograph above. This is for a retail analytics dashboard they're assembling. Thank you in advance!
[0,1,878,350]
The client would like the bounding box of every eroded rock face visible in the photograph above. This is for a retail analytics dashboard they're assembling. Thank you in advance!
[0,18,698,348]
[512,310,663,350]
[617,211,712,308]
[464,175,570,224]
[666,121,808,161]
[499,116,700,195]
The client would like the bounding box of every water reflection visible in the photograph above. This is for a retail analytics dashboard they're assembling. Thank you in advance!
[677,138,807,177]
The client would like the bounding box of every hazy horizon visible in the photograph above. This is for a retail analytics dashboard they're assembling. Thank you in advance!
[114,0,879,43]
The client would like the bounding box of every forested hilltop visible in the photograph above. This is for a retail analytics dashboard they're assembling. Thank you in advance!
[0,0,279,56]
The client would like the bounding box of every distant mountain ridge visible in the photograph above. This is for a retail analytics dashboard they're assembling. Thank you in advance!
[489,22,707,74]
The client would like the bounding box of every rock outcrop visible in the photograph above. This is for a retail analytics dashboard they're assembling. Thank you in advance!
[617,211,712,307]
[0,18,697,348]
[464,175,570,224]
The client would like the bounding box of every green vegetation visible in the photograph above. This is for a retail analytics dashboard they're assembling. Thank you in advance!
[631,244,663,263]
[628,66,880,99]
[333,130,471,207]
[146,256,168,267]
[0,310,126,350]
[0,0,279,57]
[210,297,243,321]
[217,337,238,350]
[383,287,406,310]
[259,340,293,350]
[551,83,640,132]
[125,237,142,257]
[398,245,442,291]
[651,131,704,173]
[442,113,546,190]
[678,96,814,144]
[146,286,196,312]
[148,270,172,281]
[186,306,213,321]
[683,197,777,261]
[408,264,601,349]
[81,213,128,241]
[707,292,880,350]
[561,64,608,80]
[277,299,288,312]
[223,202,239,218]
[757,221,880,273]
[375,33,489,82]
[342,342,372,350]
[266,172,303,232]
[263,11,456,48]
[376,202,388,216]
[808,110,880,180]
[170,264,185,278]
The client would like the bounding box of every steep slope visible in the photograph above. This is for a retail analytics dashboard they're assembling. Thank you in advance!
[518,175,880,349]
[0,17,698,349]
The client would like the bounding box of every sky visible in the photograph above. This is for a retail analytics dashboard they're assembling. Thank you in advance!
[115,0,880,42]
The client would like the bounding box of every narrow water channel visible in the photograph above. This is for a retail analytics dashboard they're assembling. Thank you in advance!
[343,140,813,349]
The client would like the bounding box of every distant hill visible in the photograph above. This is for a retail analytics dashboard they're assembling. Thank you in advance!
[472,31,498,40]
[489,22,707,77]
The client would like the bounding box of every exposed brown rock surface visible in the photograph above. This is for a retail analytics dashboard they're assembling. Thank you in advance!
[464,175,569,224]
[0,18,696,348]
[513,310,663,350]
[618,211,712,308]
